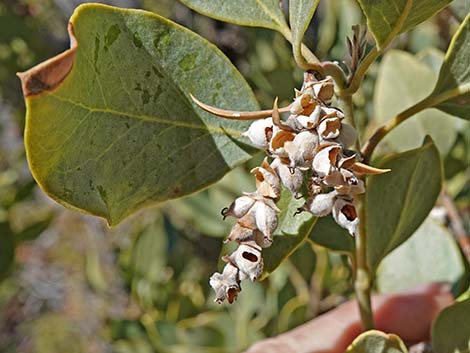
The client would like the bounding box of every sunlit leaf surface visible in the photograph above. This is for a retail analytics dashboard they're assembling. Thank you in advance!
[366,138,442,270]
[20,4,259,225]
[179,0,290,35]
[357,0,451,48]
[428,15,470,120]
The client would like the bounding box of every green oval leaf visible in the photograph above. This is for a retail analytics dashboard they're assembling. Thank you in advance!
[365,137,442,270]
[357,0,451,49]
[374,50,458,155]
[261,190,317,278]
[289,0,320,62]
[428,14,470,120]
[179,0,290,36]
[432,297,470,353]
[20,4,259,225]
[346,330,408,353]
[376,217,465,293]
[308,215,354,254]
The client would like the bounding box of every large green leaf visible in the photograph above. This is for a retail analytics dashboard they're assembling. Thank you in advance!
[308,215,354,254]
[261,191,317,278]
[20,4,259,225]
[374,50,458,155]
[346,330,408,353]
[357,0,451,48]
[365,138,442,270]
[179,0,290,36]
[427,15,470,120]
[289,0,320,62]
[432,297,470,353]
[376,217,464,293]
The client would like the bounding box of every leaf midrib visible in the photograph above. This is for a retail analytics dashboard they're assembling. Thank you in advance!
[47,93,243,137]
[290,0,320,59]
[384,0,413,46]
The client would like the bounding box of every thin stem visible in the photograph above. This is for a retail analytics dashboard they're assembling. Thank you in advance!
[282,29,324,74]
[354,192,375,330]
[293,45,324,74]
[322,61,348,90]
[141,312,166,352]
[301,42,321,65]
[361,84,470,162]
[362,96,438,162]
[440,189,470,262]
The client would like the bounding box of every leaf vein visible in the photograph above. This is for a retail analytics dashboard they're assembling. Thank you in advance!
[48,93,242,136]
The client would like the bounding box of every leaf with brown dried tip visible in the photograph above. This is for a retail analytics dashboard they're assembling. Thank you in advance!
[18,23,77,96]
[20,4,259,225]
[191,94,291,120]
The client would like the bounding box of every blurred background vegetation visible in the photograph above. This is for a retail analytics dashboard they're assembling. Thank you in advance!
[0,1,468,352]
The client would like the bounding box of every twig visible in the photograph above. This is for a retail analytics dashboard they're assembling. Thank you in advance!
[354,192,375,330]
[440,190,470,262]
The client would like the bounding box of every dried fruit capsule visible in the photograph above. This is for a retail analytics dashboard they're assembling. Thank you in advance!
[251,159,281,199]
[209,263,241,304]
[332,198,359,236]
[227,242,264,282]
[302,190,337,217]
[244,118,276,149]
[312,144,342,177]
[271,158,303,195]
[222,195,256,219]
[254,201,278,242]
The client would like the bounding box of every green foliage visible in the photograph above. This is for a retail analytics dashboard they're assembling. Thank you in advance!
[262,190,317,277]
[289,0,320,62]
[22,4,258,225]
[31,313,84,353]
[345,330,408,353]
[374,50,457,155]
[308,215,355,254]
[432,297,470,353]
[0,223,14,281]
[376,217,465,293]
[365,138,442,270]
[428,14,470,120]
[15,216,52,242]
[357,0,451,48]
[5,0,470,351]
[179,0,290,35]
